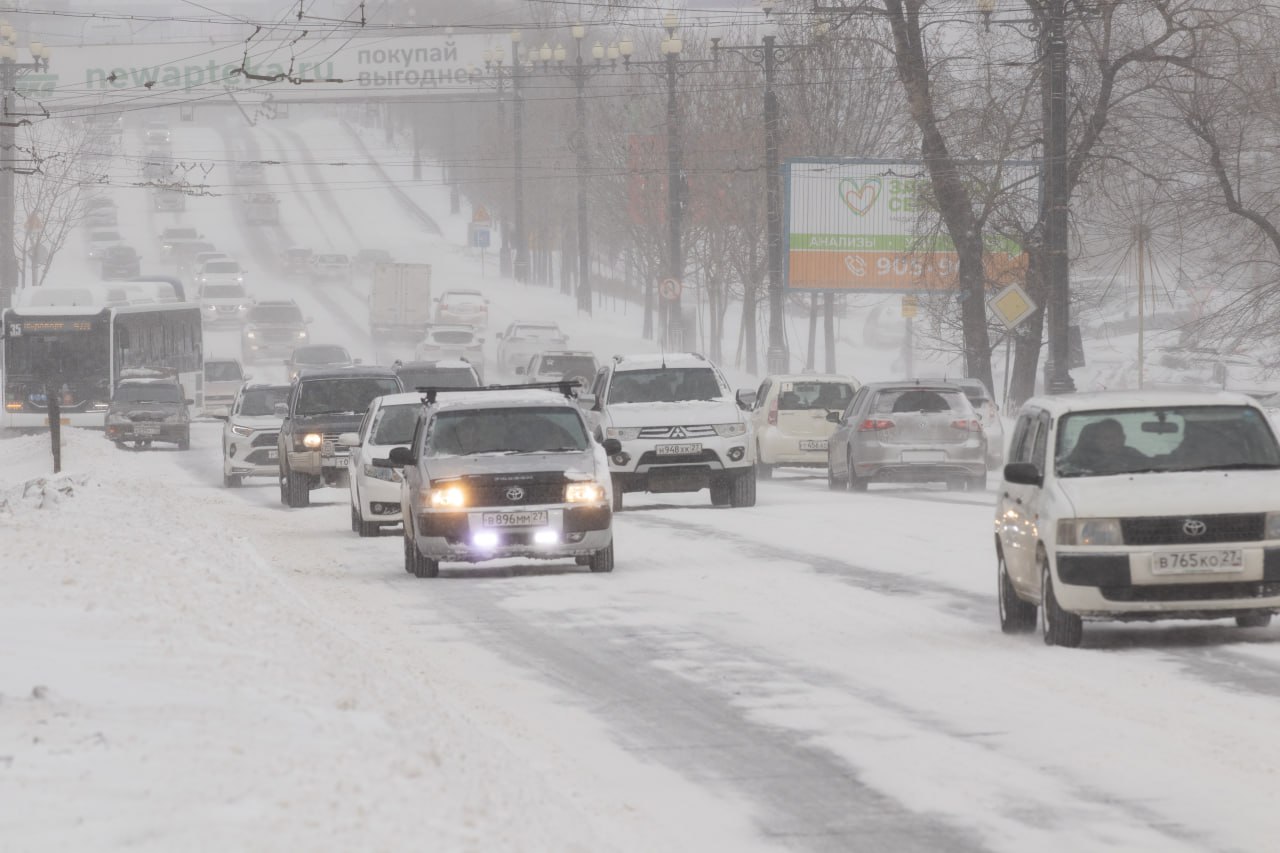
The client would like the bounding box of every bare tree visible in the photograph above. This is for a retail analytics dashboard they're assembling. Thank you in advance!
[15,118,97,290]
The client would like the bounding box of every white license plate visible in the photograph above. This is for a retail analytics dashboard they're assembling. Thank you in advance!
[322,456,348,467]
[482,510,549,528]
[799,439,828,451]
[901,450,945,463]
[656,443,702,456]
[1152,549,1245,575]
[135,424,161,436]
[266,450,278,461]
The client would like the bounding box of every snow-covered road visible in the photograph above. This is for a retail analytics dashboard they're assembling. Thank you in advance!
[5,111,1280,851]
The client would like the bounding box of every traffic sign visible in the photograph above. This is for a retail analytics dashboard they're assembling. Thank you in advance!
[472,205,491,223]
[658,278,682,301]
[988,283,1037,330]
[901,294,918,318]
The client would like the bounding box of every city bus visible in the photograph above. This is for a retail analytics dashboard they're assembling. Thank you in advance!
[2,299,203,428]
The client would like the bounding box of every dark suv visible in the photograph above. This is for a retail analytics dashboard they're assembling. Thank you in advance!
[105,377,192,450]
[241,300,311,362]
[277,367,403,507]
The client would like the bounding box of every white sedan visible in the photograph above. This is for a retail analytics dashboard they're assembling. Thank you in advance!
[340,391,421,537]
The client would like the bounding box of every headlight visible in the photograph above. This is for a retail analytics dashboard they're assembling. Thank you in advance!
[237,304,248,311]
[231,424,253,437]
[302,433,324,449]
[714,422,748,437]
[606,427,640,441]
[1057,518,1123,546]
[566,482,604,503]
[298,330,308,338]
[429,485,466,508]
[246,331,256,338]
[205,304,216,311]
[1266,512,1280,540]
[364,464,402,482]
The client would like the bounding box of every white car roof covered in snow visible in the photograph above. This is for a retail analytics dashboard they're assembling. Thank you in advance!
[1022,389,1264,416]
[611,352,714,371]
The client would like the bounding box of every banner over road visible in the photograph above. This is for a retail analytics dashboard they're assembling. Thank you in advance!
[40,33,498,111]
[783,158,1039,293]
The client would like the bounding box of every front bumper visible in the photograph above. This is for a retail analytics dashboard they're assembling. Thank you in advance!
[225,434,280,476]
[286,449,351,480]
[355,473,403,523]
[1052,546,1280,619]
[412,504,611,561]
[609,438,753,493]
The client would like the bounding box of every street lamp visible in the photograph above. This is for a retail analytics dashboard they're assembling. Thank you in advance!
[712,5,820,375]
[531,24,619,315]
[0,21,51,309]
[621,12,711,349]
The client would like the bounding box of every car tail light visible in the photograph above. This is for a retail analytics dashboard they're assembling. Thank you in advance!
[951,418,983,432]
[767,398,778,426]
[858,419,895,431]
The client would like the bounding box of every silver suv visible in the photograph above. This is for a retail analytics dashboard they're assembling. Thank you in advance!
[580,353,756,511]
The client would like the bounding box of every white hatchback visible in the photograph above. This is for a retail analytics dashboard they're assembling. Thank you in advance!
[744,373,859,478]
[341,392,421,536]
[995,390,1280,647]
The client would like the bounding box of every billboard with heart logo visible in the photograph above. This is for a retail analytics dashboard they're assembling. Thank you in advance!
[784,158,1038,292]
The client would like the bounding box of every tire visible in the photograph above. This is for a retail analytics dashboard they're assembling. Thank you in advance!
[710,480,731,506]
[588,541,615,573]
[969,474,987,492]
[223,472,242,488]
[354,504,379,538]
[826,461,844,491]
[350,504,360,533]
[756,462,773,480]
[113,440,126,450]
[284,467,311,508]
[998,549,1037,633]
[1041,554,1083,647]
[847,454,867,492]
[177,433,190,451]
[611,475,623,512]
[403,530,417,575]
[730,469,757,507]
[1236,612,1273,629]
[946,476,966,491]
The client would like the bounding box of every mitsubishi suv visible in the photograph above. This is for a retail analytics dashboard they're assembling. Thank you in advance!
[581,353,756,510]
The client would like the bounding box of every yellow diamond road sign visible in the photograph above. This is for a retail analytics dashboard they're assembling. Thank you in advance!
[989,283,1036,330]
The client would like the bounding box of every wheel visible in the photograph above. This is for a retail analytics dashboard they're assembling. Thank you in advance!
[588,541,615,573]
[998,549,1037,633]
[611,475,623,512]
[946,476,966,491]
[756,446,773,480]
[113,440,125,449]
[283,467,311,508]
[729,469,757,507]
[177,434,190,451]
[1041,553,1083,647]
[223,472,242,488]
[1236,612,1273,629]
[826,461,844,490]
[847,454,867,492]
[969,474,987,492]
[354,503,379,537]
[710,480,731,506]
[403,530,417,575]
[407,531,439,578]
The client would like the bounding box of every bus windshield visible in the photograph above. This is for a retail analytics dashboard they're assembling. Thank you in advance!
[2,313,111,411]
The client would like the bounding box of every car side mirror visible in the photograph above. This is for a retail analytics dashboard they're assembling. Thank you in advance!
[577,392,596,410]
[1003,462,1042,487]
[337,432,360,448]
[385,446,415,467]
[514,366,525,375]
[273,402,289,417]
[735,389,756,410]
[826,410,842,424]
[601,437,623,456]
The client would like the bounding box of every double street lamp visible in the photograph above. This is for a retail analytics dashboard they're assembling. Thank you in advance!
[0,22,51,310]
[532,26,620,315]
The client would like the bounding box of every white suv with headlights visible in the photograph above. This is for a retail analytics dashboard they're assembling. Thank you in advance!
[995,390,1280,648]
[581,352,756,511]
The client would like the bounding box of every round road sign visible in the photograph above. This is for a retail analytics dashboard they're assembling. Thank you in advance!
[659,278,682,301]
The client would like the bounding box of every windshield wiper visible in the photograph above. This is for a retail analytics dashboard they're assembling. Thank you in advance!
[1178,462,1280,471]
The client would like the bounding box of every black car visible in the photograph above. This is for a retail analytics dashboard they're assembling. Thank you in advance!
[393,359,482,390]
[277,366,404,507]
[100,245,141,280]
[105,378,192,450]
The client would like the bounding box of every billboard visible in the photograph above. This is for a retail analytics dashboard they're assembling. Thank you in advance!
[784,158,1038,292]
[39,33,497,110]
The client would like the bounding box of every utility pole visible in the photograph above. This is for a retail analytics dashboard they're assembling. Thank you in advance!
[1043,0,1075,393]
[477,46,513,277]
[512,31,529,284]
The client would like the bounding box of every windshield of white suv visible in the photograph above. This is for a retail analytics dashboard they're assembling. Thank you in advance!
[536,356,596,378]
[240,387,288,416]
[426,407,588,456]
[430,330,475,344]
[204,261,240,274]
[248,305,303,324]
[295,377,400,416]
[1056,406,1280,477]
[396,367,478,389]
[608,367,724,404]
[371,403,419,445]
[777,381,855,411]
[513,325,562,340]
[202,285,245,299]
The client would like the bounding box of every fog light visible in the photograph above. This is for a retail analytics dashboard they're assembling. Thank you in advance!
[727,446,745,462]
[228,445,237,458]
[534,529,558,545]
[611,453,630,465]
[566,532,585,543]
[473,531,499,549]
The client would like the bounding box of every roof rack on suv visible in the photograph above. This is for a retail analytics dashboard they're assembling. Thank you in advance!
[416,380,582,405]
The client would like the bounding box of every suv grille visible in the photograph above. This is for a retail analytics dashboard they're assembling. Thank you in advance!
[321,434,350,457]
[452,472,567,507]
[1120,514,1265,546]
[251,431,278,447]
[637,424,718,439]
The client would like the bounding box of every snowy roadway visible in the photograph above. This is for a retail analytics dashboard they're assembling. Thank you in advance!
[4,112,1280,851]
